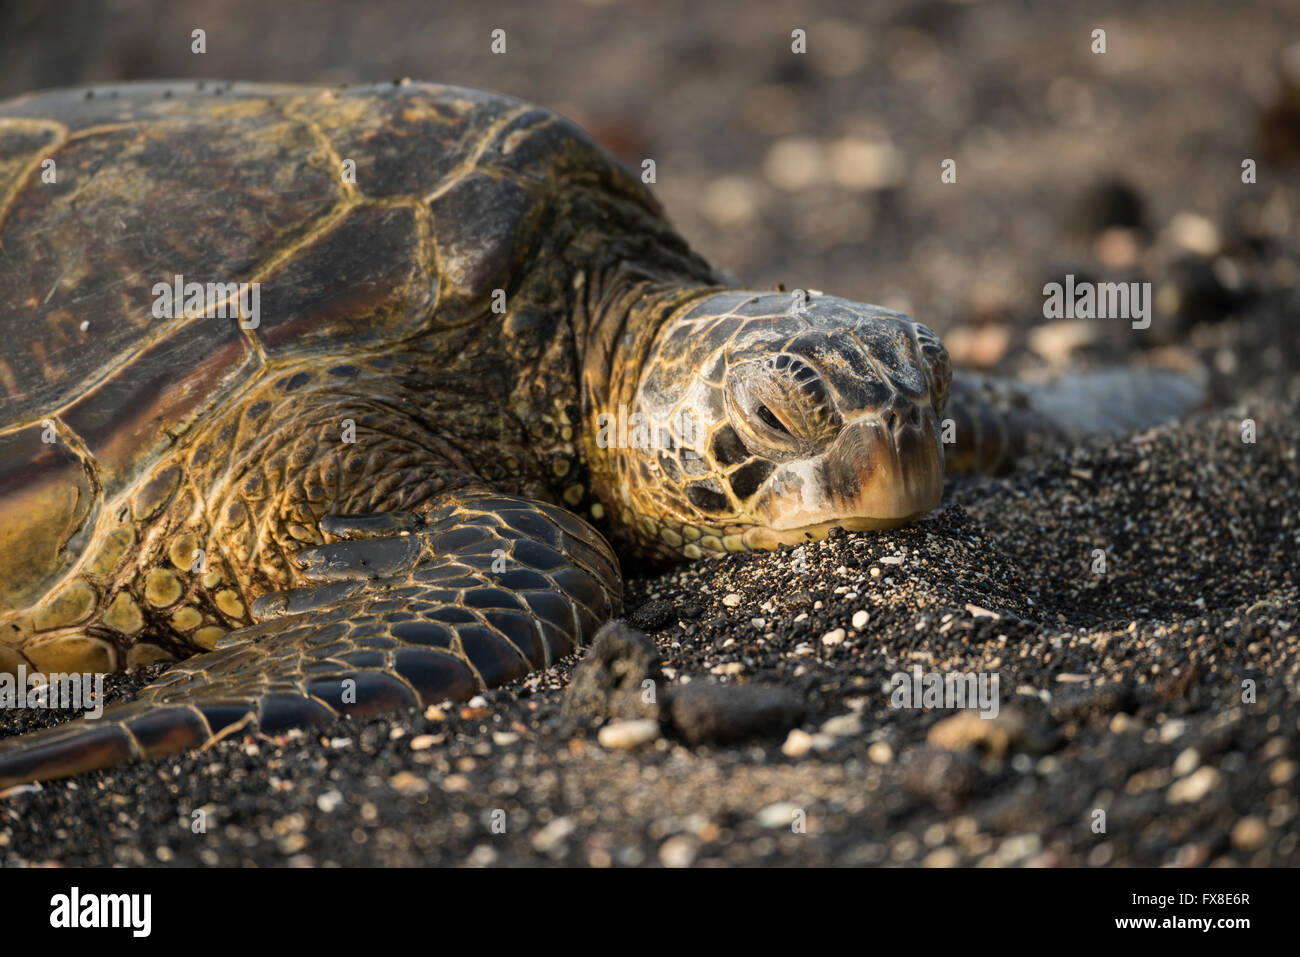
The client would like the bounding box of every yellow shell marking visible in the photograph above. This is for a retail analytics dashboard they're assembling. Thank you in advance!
[144,568,183,608]
[103,592,144,635]
[33,578,96,631]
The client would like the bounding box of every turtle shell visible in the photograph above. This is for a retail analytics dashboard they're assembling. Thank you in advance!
[0,80,656,613]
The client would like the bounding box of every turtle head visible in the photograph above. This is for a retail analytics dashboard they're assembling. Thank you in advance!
[590,290,951,559]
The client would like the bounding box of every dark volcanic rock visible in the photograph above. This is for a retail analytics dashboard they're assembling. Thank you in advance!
[903,747,980,813]
[628,599,679,631]
[1048,680,1142,725]
[562,621,662,723]
[665,681,805,745]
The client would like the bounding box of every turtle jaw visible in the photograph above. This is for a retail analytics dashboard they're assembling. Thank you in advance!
[741,411,945,550]
[740,514,922,550]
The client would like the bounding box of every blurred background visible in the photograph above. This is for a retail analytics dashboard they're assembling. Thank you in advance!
[2,0,1297,387]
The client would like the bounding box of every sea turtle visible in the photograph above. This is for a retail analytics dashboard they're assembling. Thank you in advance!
[0,81,1198,788]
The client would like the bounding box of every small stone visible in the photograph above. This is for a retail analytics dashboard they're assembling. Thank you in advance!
[1159,719,1187,743]
[782,729,814,757]
[597,718,661,750]
[388,771,428,795]
[722,593,742,608]
[532,816,576,853]
[1168,211,1220,255]
[667,681,805,746]
[922,847,960,868]
[1050,680,1139,724]
[278,834,308,855]
[409,734,437,751]
[756,802,803,829]
[1230,816,1269,851]
[994,834,1042,866]
[927,709,1024,759]
[1172,747,1200,777]
[820,713,862,737]
[316,790,344,813]
[868,742,894,764]
[822,628,846,646]
[629,599,678,631]
[904,748,977,811]
[563,621,663,723]
[1268,759,1296,785]
[658,834,698,868]
[851,610,869,629]
[1168,766,1221,804]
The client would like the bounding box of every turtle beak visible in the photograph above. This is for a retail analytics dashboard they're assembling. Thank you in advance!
[823,410,944,519]
[743,403,944,545]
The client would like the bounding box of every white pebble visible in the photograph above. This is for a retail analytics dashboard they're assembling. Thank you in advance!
[782,729,814,757]
[1168,766,1221,804]
[658,834,698,868]
[822,628,846,646]
[1159,719,1187,743]
[598,719,661,750]
[852,610,869,629]
[756,801,803,828]
[1172,747,1200,777]
[722,593,742,608]
[820,713,862,736]
[531,816,576,853]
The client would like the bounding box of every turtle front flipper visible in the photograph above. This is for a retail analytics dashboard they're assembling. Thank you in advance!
[0,494,620,789]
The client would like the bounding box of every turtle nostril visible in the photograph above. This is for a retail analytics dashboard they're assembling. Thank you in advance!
[883,406,921,438]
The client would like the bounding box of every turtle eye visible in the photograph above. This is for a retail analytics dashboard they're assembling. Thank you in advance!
[755,403,791,435]
[724,355,842,460]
